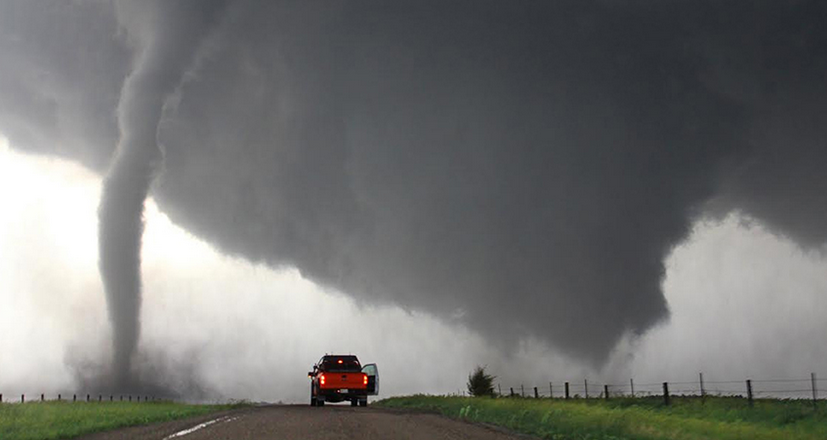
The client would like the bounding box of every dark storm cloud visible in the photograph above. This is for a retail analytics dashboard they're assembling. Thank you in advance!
[1,0,826,367]
[0,1,126,171]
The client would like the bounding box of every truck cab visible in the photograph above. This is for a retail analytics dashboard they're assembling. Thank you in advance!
[308,354,379,407]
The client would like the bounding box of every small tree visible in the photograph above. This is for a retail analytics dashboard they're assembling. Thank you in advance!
[467,365,496,397]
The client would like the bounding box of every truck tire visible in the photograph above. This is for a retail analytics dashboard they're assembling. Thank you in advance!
[318,400,325,407]
[359,398,368,407]
[350,399,358,407]
[311,396,317,407]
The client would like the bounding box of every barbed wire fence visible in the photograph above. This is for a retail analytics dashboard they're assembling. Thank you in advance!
[0,392,169,404]
[489,373,824,407]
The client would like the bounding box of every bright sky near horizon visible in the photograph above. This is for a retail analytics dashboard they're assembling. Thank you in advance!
[3,135,826,402]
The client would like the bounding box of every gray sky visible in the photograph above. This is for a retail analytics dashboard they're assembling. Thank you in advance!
[1,1,826,401]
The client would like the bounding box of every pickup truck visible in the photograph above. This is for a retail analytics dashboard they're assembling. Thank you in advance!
[308,354,378,407]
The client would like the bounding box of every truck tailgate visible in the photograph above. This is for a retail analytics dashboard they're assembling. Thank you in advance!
[320,372,367,390]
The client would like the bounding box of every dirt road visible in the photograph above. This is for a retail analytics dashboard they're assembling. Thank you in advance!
[80,405,533,440]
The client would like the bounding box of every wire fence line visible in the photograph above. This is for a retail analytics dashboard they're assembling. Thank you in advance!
[494,372,824,405]
[0,392,168,404]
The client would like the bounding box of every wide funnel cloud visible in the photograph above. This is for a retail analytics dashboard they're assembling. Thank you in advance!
[1,0,826,369]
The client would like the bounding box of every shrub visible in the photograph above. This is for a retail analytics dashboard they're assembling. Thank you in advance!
[467,365,496,397]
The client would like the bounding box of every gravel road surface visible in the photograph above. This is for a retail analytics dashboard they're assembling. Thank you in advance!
[79,405,533,440]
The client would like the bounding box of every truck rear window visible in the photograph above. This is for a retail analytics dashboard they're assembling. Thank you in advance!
[320,356,361,372]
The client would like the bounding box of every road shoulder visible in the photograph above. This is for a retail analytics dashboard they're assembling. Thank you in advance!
[76,405,263,440]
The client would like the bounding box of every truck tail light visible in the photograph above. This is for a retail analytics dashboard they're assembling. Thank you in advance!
[363,374,368,386]
[320,374,326,386]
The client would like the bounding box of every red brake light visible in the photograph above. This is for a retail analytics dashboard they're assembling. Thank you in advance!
[320,374,326,386]
[338,359,343,364]
[363,374,368,385]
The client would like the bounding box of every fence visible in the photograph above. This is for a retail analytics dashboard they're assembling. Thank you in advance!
[0,392,164,404]
[495,372,824,407]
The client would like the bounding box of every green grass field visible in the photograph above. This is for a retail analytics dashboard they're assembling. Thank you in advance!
[375,395,827,439]
[0,400,245,440]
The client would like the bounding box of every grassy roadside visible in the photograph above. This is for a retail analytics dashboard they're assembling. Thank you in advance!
[375,395,827,439]
[0,400,247,440]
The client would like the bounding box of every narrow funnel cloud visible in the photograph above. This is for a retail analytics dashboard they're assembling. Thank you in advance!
[99,1,224,388]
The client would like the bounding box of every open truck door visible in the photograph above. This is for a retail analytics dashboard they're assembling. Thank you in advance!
[362,363,379,395]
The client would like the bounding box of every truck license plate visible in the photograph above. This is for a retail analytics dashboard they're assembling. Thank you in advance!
[339,389,349,393]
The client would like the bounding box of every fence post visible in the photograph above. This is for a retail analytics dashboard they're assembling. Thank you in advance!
[73,394,76,402]
[21,394,24,403]
[110,395,113,402]
[120,395,123,401]
[99,395,102,402]
[510,387,514,397]
[58,394,61,401]
[521,384,525,397]
[498,384,501,396]
[549,382,553,399]
[746,380,753,407]
[812,372,818,409]
[86,394,90,402]
[604,385,609,400]
[630,378,634,398]
[663,382,670,406]
[41,394,44,402]
[0,393,3,403]
[565,382,570,399]
[585,379,588,399]
[699,372,705,403]
[534,387,539,398]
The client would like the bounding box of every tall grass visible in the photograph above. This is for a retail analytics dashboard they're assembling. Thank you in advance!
[376,395,827,439]
[0,400,245,440]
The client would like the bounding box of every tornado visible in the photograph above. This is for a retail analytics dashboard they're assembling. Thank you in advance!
[98,1,224,388]
[1,0,823,375]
